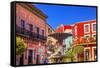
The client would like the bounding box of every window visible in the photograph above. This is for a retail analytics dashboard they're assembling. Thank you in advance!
[93,24,96,31]
[85,49,90,61]
[85,35,89,38]
[20,19,26,33]
[21,19,25,29]
[92,34,96,40]
[84,24,90,33]
[28,49,33,64]
[85,35,90,40]
[29,24,33,32]
[37,27,40,34]
[93,34,96,38]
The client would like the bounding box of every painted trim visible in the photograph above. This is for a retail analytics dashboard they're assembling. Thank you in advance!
[84,24,90,33]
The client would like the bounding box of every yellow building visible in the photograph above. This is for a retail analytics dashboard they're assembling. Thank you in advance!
[46,23,57,46]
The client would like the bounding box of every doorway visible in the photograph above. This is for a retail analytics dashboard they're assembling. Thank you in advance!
[19,54,24,65]
[28,49,33,64]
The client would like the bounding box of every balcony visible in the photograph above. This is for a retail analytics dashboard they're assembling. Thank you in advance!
[16,26,47,41]
[74,37,96,45]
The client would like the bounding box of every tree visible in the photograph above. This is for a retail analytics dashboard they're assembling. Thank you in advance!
[65,45,84,62]
[72,45,84,55]
[16,36,27,55]
[65,48,74,62]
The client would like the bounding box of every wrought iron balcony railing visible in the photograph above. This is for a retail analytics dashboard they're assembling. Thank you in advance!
[16,25,47,41]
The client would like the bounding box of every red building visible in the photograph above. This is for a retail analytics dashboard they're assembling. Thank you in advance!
[55,24,72,33]
[16,3,47,65]
[55,20,97,62]
[72,20,96,61]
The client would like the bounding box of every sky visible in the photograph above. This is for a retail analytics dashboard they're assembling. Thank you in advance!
[35,4,96,29]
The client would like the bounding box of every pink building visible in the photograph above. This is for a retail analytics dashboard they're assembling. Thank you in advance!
[16,3,47,65]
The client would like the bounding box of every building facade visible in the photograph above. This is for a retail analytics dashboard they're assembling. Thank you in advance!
[16,3,47,65]
[45,23,57,63]
[63,25,73,50]
[72,20,96,61]
[55,20,97,62]
[46,23,56,46]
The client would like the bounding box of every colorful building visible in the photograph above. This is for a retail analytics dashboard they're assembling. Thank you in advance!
[46,23,57,63]
[72,20,97,61]
[46,23,57,46]
[15,2,97,64]
[55,24,73,50]
[16,3,47,65]
[55,20,97,62]
[46,24,73,63]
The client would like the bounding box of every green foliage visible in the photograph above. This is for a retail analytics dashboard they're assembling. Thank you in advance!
[72,45,84,55]
[16,37,27,55]
[66,48,73,58]
[65,45,84,62]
